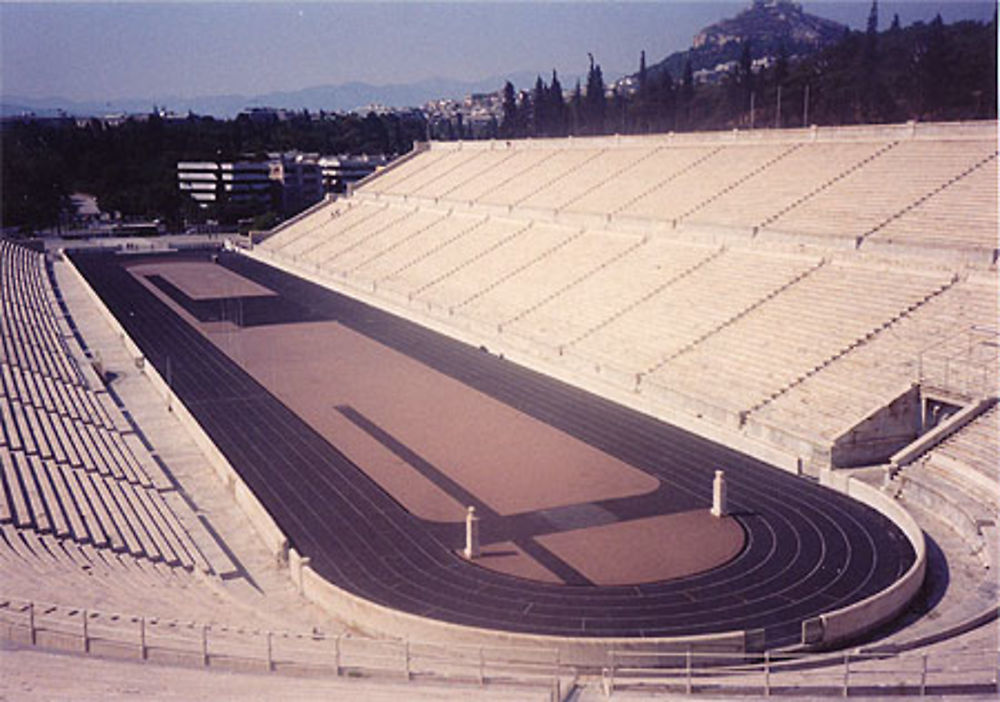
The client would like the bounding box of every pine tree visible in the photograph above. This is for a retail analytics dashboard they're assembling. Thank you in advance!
[638,50,648,95]
[548,70,567,137]
[636,50,650,133]
[918,14,953,118]
[864,0,880,67]
[500,81,519,138]
[532,75,547,136]
[740,40,755,110]
[863,0,882,120]
[612,85,627,134]
[774,42,789,87]
[585,53,607,135]
[682,57,694,103]
[570,79,584,135]
[657,67,676,133]
[867,0,879,35]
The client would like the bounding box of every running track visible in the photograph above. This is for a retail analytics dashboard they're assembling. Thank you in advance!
[69,249,915,648]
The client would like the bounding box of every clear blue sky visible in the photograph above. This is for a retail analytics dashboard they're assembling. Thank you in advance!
[1,1,994,102]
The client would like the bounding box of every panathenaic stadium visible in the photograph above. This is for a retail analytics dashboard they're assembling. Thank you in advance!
[1,120,997,700]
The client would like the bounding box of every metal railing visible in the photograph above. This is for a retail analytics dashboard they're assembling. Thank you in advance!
[0,598,564,698]
[601,648,1000,698]
[918,325,999,400]
[2,597,997,698]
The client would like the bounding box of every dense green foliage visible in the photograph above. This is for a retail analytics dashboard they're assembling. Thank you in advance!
[2,110,425,233]
[500,11,996,137]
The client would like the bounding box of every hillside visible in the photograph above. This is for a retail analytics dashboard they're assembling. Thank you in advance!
[645,0,845,83]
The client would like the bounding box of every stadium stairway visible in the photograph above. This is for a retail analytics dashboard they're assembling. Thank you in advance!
[862,151,999,255]
[373,213,492,294]
[640,254,827,378]
[673,142,802,223]
[343,208,450,280]
[872,412,1000,654]
[743,270,961,416]
[450,226,587,315]
[760,136,997,252]
[556,146,665,216]
[499,235,649,331]
[607,145,724,219]
[753,140,899,232]
[561,245,727,352]
[317,207,420,268]
[890,402,999,566]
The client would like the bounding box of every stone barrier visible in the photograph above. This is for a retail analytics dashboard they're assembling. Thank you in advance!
[802,470,926,647]
[299,565,761,667]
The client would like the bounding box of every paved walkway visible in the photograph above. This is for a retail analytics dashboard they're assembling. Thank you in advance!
[0,642,550,702]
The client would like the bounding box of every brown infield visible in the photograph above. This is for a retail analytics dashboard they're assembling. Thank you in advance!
[131,260,744,586]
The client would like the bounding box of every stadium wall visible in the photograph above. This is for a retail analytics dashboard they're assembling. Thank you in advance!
[254,193,336,245]
[830,385,923,468]
[297,554,763,667]
[347,140,431,193]
[804,469,927,648]
[376,120,989,155]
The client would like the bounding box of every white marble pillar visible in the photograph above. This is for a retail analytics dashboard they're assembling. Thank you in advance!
[463,506,480,559]
[711,470,727,518]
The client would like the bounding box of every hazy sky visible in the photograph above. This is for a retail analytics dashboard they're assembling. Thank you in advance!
[1,1,995,102]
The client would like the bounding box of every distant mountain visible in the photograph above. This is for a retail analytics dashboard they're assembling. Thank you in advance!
[1,72,545,119]
[637,0,846,84]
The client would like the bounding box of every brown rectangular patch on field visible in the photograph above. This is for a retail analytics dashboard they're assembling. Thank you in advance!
[323,409,468,523]
[535,511,744,586]
[130,261,277,299]
[207,320,659,518]
[131,261,659,525]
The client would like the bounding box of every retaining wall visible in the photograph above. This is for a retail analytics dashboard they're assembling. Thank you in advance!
[831,385,922,468]
[803,470,927,648]
[377,121,994,157]
[299,562,762,667]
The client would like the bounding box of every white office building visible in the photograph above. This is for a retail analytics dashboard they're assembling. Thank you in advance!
[177,160,273,209]
[272,153,324,213]
[319,154,390,194]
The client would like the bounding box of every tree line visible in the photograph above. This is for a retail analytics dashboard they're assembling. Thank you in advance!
[2,110,426,233]
[494,8,996,138]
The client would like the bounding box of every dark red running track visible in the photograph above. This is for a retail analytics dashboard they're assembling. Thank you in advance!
[68,248,914,648]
